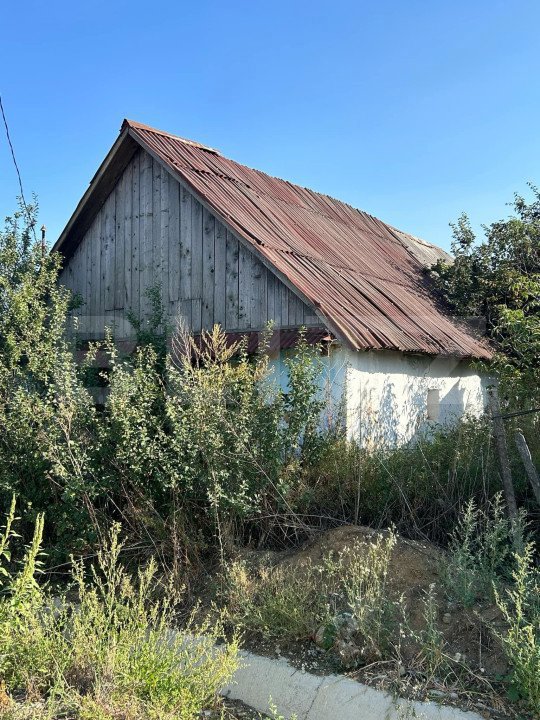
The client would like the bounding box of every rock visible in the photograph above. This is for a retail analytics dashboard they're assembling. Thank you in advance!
[334,638,362,667]
[442,612,451,624]
[335,612,359,639]
[313,623,336,651]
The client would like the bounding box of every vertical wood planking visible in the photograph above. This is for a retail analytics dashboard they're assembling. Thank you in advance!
[238,240,251,329]
[59,167,324,343]
[140,150,153,321]
[78,231,88,334]
[178,184,192,326]
[103,192,116,332]
[168,176,180,316]
[98,209,106,334]
[122,159,133,336]
[202,207,215,329]
[190,197,203,332]
[288,290,297,328]
[225,230,239,329]
[61,261,73,294]
[85,218,93,336]
[130,151,141,324]
[70,244,80,296]
[280,282,289,327]
[67,247,79,337]
[266,271,276,327]
[159,166,170,319]
[114,172,125,330]
[152,159,164,315]
[98,211,106,334]
[213,220,226,329]
[90,216,101,337]
[293,291,304,326]
[251,260,266,331]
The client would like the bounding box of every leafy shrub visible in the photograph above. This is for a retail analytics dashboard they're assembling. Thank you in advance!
[495,544,540,715]
[222,557,330,640]
[442,494,526,607]
[221,531,398,662]
[0,205,98,560]
[0,506,239,719]
[0,205,329,566]
[431,186,540,404]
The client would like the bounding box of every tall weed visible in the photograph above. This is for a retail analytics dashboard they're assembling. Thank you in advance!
[221,531,398,662]
[442,494,526,606]
[0,507,238,719]
[495,544,540,715]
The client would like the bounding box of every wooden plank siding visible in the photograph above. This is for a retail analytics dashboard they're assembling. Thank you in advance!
[59,148,320,341]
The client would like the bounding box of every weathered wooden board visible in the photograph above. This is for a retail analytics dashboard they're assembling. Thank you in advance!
[58,148,320,341]
[130,150,140,324]
[213,220,226,328]
[139,151,153,321]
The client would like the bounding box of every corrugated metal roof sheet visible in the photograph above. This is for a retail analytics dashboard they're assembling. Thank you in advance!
[59,120,492,359]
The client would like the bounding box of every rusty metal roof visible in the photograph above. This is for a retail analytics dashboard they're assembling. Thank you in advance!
[57,120,492,359]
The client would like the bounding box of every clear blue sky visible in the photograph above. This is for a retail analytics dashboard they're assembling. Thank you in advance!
[1,0,539,251]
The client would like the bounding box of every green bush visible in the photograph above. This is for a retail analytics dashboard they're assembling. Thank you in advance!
[495,543,540,715]
[0,506,238,719]
[221,531,398,661]
[442,493,526,607]
[0,204,328,565]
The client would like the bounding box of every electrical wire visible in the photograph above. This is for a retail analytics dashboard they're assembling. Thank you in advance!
[0,94,37,241]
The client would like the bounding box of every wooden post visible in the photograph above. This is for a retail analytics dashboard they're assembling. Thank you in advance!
[488,387,518,523]
[515,430,540,508]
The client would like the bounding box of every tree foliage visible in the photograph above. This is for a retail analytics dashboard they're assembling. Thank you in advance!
[431,186,540,400]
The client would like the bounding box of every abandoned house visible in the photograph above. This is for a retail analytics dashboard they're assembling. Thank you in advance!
[54,120,492,446]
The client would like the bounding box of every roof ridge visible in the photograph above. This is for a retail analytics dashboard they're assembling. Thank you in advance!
[122,118,220,154]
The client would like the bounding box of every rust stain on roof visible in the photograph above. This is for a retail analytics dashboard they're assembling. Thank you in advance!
[58,120,492,360]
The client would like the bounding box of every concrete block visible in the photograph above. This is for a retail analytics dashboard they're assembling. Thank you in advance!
[222,650,323,719]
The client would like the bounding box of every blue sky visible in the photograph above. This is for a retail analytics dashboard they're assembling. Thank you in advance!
[1,0,539,251]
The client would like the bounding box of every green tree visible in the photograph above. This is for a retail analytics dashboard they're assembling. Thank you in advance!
[432,186,540,403]
[0,202,97,556]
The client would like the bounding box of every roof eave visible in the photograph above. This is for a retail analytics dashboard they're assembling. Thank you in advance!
[52,125,139,260]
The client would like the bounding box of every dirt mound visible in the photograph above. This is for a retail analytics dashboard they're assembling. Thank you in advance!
[279,524,441,598]
[275,525,508,678]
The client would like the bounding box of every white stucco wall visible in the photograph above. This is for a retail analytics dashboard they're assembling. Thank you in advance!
[269,344,490,448]
[338,346,490,447]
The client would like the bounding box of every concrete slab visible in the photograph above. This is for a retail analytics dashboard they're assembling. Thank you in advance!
[221,650,485,720]
[222,650,323,718]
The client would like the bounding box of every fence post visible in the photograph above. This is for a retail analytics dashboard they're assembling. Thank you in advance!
[488,387,518,523]
[515,430,540,508]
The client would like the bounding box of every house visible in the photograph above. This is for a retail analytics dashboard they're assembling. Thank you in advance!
[54,120,492,446]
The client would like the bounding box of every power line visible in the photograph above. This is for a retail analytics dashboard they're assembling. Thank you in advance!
[492,407,540,421]
[0,94,37,241]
